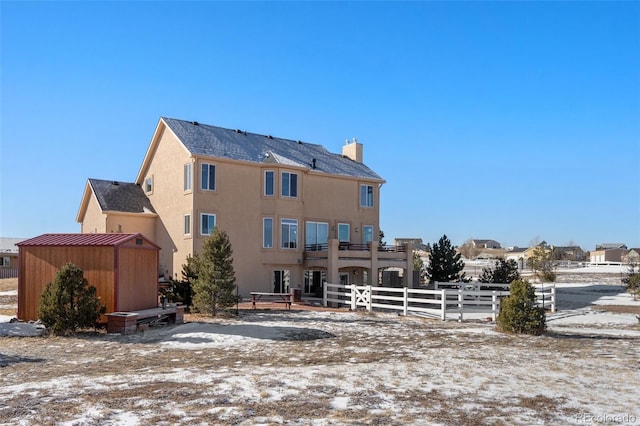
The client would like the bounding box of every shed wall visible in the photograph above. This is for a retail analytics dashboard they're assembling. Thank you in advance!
[117,245,159,311]
[18,246,115,321]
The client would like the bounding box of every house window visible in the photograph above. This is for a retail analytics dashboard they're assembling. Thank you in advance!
[263,218,273,248]
[273,270,290,293]
[0,257,9,267]
[184,214,191,236]
[281,219,298,249]
[184,163,192,192]
[201,163,216,191]
[281,172,298,198]
[145,176,153,193]
[363,225,374,244]
[264,170,275,196]
[338,223,350,242]
[200,213,216,235]
[360,184,373,207]
[305,221,329,248]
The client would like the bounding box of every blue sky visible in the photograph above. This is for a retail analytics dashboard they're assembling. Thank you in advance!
[1,1,639,250]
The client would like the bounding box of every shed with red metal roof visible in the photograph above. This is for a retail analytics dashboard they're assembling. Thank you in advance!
[17,233,160,321]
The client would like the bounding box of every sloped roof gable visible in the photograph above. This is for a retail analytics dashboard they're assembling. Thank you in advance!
[162,117,384,181]
[89,179,156,214]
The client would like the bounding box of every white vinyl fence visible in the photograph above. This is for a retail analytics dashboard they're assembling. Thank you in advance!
[323,282,555,322]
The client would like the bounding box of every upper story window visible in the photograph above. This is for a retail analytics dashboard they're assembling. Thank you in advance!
[145,176,153,193]
[281,219,298,249]
[360,184,373,207]
[263,218,273,248]
[306,221,329,247]
[200,213,216,236]
[281,172,298,198]
[184,214,191,236]
[201,163,216,191]
[184,163,192,192]
[338,223,350,242]
[363,225,374,244]
[264,170,275,196]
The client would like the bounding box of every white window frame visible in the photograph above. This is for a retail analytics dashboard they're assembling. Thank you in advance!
[305,221,329,248]
[264,170,275,196]
[184,163,192,192]
[263,217,273,248]
[201,163,216,191]
[145,176,153,194]
[360,184,374,207]
[281,171,298,198]
[200,213,216,236]
[281,218,298,249]
[0,256,9,267]
[184,213,191,236]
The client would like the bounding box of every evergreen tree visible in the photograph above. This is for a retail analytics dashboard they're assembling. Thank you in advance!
[496,279,546,335]
[527,244,556,283]
[413,251,427,283]
[38,263,105,336]
[426,234,467,283]
[622,263,639,301]
[192,228,237,316]
[479,259,521,284]
[159,255,198,310]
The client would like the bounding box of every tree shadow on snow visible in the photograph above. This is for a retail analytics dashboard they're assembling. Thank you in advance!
[554,284,630,310]
[0,353,46,368]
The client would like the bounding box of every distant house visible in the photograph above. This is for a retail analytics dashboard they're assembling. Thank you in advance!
[590,243,628,264]
[472,239,502,249]
[17,233,160,321]
[0,237,24,278]
[504,247,527,269]
[595,243,627,251]
[552,246,586,262]
[522,241,552,260]
[395,238,427,251]
[622,248,640,265]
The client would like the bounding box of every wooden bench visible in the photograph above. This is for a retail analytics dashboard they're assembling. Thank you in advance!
[250,292,292,310]
[106,304,185,334]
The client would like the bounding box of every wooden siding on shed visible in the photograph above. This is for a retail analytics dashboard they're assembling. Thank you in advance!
[116,245,158,312]
[18,245,115,321]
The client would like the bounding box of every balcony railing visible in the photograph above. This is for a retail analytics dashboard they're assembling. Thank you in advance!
[304,243,407,253]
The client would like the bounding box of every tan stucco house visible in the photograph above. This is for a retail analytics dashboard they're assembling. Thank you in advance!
[77,117,412,297]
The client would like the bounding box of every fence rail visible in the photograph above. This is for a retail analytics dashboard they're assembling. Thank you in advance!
[0,269,18,279]
[323,282,555,322]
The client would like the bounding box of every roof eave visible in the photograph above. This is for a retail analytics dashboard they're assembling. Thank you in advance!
[76,180,96,223]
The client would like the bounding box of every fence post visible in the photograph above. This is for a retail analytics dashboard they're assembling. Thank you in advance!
[458,288,463,322]
[492,291,497,321]
[323,282,328,307]
[367,285,372,312]
[403,287,408,316]
[550,285,556,313]
[350,284,356,311]
[441,289,447,321]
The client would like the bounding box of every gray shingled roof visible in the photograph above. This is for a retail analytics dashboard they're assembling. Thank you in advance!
[162,117,384,181]
[89,179,156,214]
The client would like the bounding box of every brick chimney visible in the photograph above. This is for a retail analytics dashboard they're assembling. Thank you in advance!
[342,137,363,163]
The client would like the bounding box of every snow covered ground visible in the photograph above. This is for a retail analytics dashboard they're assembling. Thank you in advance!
[0,268,639,425]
